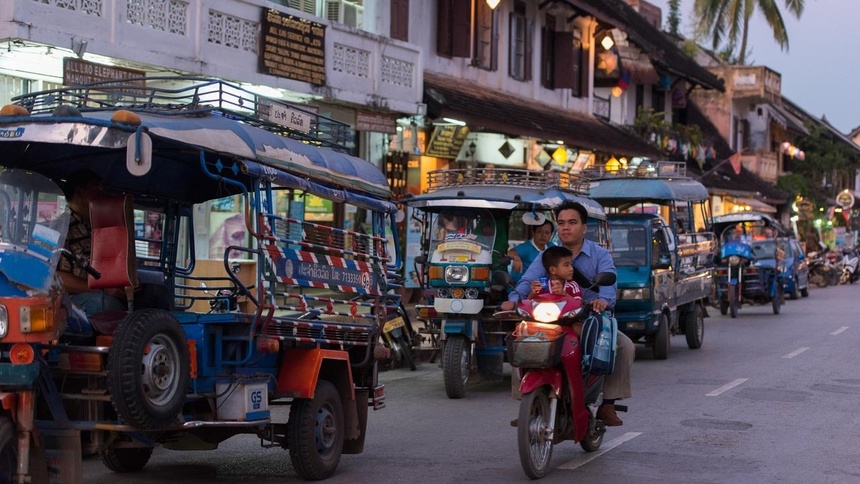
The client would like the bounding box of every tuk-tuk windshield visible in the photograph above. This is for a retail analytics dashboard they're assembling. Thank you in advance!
[609,226,649,267]
[0,169,69,292]
[430,208,495,253]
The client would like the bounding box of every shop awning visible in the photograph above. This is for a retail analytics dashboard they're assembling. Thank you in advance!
[734,197,777,213]
[423,73,661,158]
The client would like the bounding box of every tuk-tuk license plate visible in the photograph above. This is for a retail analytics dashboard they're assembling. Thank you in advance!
[383,317,405,332]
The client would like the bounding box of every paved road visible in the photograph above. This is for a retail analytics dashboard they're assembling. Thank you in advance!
[81,284,860,483]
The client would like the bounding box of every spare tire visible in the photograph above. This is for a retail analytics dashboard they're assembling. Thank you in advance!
[107,309,189,428]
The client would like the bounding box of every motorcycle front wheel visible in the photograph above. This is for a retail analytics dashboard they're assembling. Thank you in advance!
[518,387,554,479]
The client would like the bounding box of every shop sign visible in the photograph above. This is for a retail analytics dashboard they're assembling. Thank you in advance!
[259,9,326,86]
[356,111,397,134]
[836,190,855,209]
[260,101,314,134]
[425,125,469,159]
[63,58,145,91]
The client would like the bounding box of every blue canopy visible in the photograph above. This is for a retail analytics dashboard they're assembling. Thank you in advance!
[589,178,710,207]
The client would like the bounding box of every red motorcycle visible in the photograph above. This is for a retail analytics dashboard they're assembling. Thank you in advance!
[505,272,621,479]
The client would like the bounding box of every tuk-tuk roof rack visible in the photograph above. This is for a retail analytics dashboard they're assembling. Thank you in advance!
[11,76,355,154]
[426,168,590,195]
[582,161,688,180]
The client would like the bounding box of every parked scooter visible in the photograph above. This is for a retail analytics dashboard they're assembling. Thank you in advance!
[504,272,621,479]
[379,293,420,371]
[840,248,859,285]
[807,251,834,287]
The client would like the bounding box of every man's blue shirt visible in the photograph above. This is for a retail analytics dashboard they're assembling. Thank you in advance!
[509,238,617,307]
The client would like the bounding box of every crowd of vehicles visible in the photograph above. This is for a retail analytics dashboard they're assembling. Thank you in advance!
[0,77,401,482]
[0,75,843,482]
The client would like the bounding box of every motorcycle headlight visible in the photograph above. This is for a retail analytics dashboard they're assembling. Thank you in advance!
[0,304,7,338]
[619,288,650,300]
[533,302,561,323]
[728,255,741,266]
[445,266,469,283]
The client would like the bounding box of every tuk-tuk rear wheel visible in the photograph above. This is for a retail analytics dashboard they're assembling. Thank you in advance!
[683,305,704,350]
[101,445,153,473]
[652,314,670,360]
[288,380,344,481]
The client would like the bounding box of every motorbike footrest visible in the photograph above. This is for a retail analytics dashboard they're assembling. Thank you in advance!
[614,404,628,413]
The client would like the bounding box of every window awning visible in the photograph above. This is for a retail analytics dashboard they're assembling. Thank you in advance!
[766,103,809,136]
[423,72,661,158]
[733,197,777,213]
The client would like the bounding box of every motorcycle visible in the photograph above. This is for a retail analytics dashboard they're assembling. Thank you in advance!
[504,272,620,479]
[807,251,835,287]
[840,248,859,285]
[379,292,420,371]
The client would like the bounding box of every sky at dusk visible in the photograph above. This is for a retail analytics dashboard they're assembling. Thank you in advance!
[647,0,859,134]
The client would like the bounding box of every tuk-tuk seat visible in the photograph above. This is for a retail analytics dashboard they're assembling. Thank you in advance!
[88,194,138,310]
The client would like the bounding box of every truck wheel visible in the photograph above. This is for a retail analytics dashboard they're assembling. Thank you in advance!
[443,335,469,399]
[684,305,704,350]
[107,309,189,428]
[288,380,344,480]
[0,417,15,483]
[652,314,669,360]
[101,445,153,472]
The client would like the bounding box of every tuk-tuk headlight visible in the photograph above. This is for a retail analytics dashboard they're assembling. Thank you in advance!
[0,304,7,338]
[465,288,479,299]
[728,255,741,266]
[437,288,451,298]
[445,266,469,283]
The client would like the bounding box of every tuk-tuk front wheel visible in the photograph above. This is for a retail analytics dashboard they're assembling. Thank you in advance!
[101,445,153,473]
[728,284,739,319]
[288,380,344,481]
[683,305,704,350]
[719,297,728,315]
[443,335,470,399]
[107,309,190,429]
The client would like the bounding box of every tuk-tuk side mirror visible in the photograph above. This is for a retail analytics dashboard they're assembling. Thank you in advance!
[414,255,427,264]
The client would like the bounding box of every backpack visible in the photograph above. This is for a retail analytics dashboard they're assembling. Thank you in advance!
[580,310,617,376]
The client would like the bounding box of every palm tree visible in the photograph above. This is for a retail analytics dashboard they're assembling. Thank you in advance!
[693,0,804,65]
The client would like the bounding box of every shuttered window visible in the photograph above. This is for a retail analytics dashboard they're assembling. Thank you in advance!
[438,0,472,58]
[472,0,497,70]
[390,0,409,41]
[509,1,531,81]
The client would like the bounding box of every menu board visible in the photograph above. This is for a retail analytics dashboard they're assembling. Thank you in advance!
[259,9,326,86]
[425,125,470,159]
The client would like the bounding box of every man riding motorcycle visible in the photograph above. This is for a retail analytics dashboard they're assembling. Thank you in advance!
[502,200,634,426]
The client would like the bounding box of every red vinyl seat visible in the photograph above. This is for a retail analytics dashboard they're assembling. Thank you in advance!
[88,194,138,296]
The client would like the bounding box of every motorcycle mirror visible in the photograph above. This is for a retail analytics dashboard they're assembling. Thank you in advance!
[592,272,616,286]
[522,211,546,226]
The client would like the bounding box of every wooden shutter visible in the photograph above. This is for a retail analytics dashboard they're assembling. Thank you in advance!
[553,31,574,89]
[451,0,472,58]
[391,0,409,41]
[437,0,452,55]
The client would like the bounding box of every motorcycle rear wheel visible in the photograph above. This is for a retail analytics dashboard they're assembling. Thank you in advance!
[518,388,554,479]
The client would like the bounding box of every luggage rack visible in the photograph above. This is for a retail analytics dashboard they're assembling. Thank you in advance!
[11,76,354,153]
[426,168,590,195]
[582,161,688,179]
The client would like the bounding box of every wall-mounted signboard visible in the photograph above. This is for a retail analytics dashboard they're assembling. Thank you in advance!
[259,9,326,86]
[425,125,470,159]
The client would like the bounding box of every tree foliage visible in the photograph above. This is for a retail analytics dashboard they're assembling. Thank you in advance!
[693,0,804,65]
[667,0,682,35]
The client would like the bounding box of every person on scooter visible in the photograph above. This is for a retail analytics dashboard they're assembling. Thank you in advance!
[508,219,555,283]
[502,200,634,426]
[532,245,583,305]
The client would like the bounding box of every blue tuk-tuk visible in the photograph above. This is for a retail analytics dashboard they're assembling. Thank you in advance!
[713,212,788,317]
[588,161,716,360]
[406,168,608,398]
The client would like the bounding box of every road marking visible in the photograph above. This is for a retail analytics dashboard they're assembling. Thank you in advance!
[831,326,849,335]
[706,378,749,397]
[558,432,642,470]
[782,347,809,359]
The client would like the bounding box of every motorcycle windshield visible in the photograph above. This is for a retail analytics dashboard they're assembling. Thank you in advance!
[430,208,495,264]
[0,170,69,292]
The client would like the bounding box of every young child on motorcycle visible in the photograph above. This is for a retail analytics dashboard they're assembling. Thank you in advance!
[530,246,584,335]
